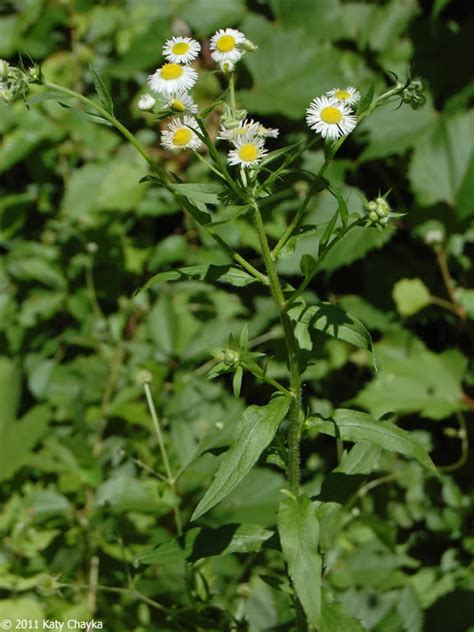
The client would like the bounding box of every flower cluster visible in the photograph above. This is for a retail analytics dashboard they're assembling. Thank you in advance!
[218,117,279,168]
[364,195,400,230]
[0,59,37,104]
[144,36,202,151]
[142,28,259,154]
[306,86,360,140]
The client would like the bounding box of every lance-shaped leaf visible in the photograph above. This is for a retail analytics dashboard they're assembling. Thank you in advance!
[306,409,437,474]
[192,395,290,520]
[135,523,275,566]
[139,264,258,294]
[278,493,322,627]
[288,302,373,352]
[89,64,114,115]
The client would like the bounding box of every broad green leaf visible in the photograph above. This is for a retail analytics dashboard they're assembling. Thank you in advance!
[0,597,44,624]
[192,395,290,520]
[0,404,50,482]
[239,14,347,118]
[181,0,246,35]
[358,100,436,162]
[320,225,393,271]
[89,64,114,115]
[409,110,474,215]
[392,278,431,316]
[278,493,322,627]
[321,589,367,632]
[139,264,258,293]
[288,302,373,352]
[169,182,224,205]
[306,409,437,474]
[0,358,50,482]
[135,523,274,565]
[355,347,464,420]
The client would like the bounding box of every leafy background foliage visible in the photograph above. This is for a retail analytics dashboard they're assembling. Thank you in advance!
[1,0,474,630]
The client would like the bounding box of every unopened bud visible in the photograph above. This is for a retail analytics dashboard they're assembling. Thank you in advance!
[219,60,235,74]
[375,197,390,216]
[424,228,444,246]
[86,241,98,253]
[242,39,258,53]
[27,65,40,82]
[223,349,240,367]
[366,201,377,213]
[138,94,156,111]
[136,369,153,385]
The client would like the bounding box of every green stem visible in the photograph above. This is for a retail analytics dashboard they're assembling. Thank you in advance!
[143,382,183,536]
[252,202,302,495]
[229,72,236,110]
[44,80,160,172]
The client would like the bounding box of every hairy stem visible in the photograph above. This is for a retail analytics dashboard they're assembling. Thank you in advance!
[252,202,302,495]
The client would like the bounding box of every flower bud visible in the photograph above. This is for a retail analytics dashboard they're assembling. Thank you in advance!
[242,39,258,53]
[368,211,378,222]
[223,349,240,367]
[366,200,377,213]
[424,228,444,246]
[27,65,40,82]
[401,77,426,110]
[137,94,156,111]
[375,196,390,217]
[219,60,235,74]
[136,369,153,385]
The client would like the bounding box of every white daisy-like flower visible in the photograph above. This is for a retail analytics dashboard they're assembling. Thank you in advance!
[210,28,245,63]
[166,91,198,114]
[218,118,279,143]
[137,94,156,111]
[163,36,201,64]
[326,86,361,106]
[161,115,202,151]
[148,63,198,96]
[306,96,357,140]
[228,135,267,167]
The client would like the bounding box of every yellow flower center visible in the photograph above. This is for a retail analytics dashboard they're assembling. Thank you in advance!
[173,128,192,146]
[217,34,236,52]
[238,143,258,162]
[335,89,350,100]
[170,98,186,112]
[161,63,183,80]
[320,106,343,125]
[172,42,190,55]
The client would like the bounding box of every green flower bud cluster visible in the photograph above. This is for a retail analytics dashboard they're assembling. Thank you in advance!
[0,59,39,104]
[366,196,390,225]
[401,77,426,110]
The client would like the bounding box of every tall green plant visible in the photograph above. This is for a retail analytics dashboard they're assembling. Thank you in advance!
[2,29,436,630]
